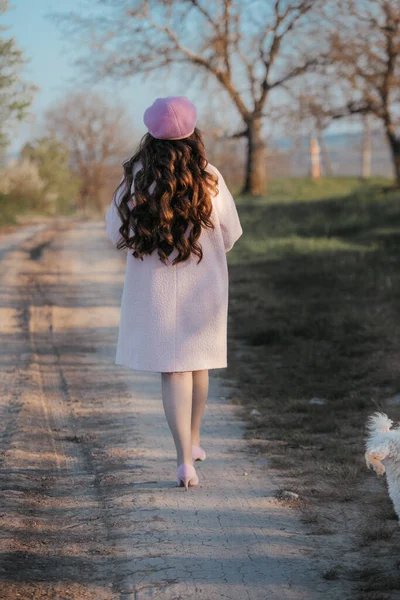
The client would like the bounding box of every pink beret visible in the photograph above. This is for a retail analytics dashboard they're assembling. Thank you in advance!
[143,96,197,140]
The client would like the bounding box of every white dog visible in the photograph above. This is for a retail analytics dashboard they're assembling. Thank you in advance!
[365,411,400,521]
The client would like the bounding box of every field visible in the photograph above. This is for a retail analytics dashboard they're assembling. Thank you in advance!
[226,176,400,597]
[2,176,400,597]
[0,192,77,227]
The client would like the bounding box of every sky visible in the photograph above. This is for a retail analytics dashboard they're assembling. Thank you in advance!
[3,0,184,156]
[3,0,359,158]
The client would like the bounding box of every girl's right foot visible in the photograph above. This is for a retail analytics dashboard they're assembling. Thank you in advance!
[176,463,199,490]
[192,444,206,461]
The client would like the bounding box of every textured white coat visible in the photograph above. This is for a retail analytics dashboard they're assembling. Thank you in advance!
[105,161,243,372]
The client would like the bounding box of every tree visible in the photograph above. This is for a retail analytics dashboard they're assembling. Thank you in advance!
[322,0,400,184]
[21,137,81,211]
[45,92,135,211]
[50,0,327,196]
[0,0,37,159]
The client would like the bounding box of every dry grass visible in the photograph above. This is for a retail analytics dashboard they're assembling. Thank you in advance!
[351,566,400,593]
[358,524,396,547]
[353,594,392,600]
[322,565,341,580]
[374,504,399,522]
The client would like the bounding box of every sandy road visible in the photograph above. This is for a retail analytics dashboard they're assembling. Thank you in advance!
[0,218,340,600]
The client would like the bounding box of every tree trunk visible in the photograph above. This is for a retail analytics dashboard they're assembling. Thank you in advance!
[386,129,400,186]
[241,118,267,196]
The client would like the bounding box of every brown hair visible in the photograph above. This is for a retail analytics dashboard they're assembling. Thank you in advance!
[113,127,219,265]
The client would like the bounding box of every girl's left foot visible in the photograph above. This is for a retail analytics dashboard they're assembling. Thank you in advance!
[192,444,206,461]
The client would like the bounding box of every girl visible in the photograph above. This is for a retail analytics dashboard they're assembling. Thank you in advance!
[105,96,243,491]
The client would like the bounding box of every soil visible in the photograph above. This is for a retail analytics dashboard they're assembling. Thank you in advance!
[0,217,352,599]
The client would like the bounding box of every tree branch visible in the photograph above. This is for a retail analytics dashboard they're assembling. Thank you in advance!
[270,57,322,88]
[256,0,314,113]
[187,0,220,32]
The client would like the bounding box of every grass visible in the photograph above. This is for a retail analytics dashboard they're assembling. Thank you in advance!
[225,175,400,593]
[322,566,341,580]
[0,192,20,226]
[0,192,79,228]
[351,567,400,593]
[228,175,400,409]
[358,524,396,547]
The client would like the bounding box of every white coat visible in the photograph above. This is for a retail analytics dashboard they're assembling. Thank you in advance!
[105,161,243,372]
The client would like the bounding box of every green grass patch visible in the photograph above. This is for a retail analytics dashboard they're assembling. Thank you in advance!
[228,176,400,403]
[0,191,85,228]
[0,192,20,226]
[225,175,400,526]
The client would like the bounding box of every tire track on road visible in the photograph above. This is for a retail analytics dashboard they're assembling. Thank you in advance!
[0,220,142,599]
[0,225,55,470]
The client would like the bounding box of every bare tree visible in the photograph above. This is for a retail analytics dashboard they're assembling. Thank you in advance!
[49,0,328,196]
[45,92,135,210]
[322,0,400,184]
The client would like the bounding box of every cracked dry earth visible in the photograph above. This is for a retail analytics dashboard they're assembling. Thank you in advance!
[0,218,343,600]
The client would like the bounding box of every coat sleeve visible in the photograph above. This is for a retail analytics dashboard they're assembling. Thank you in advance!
[213,167,243,253]
[105,175,134,250]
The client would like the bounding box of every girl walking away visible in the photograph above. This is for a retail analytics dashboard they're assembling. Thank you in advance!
[105,96,243,490]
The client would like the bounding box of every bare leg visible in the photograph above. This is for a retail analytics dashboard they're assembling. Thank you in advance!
[161,371,193,467]
[191,369,209,446]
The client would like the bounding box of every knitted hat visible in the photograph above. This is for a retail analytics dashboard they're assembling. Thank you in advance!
[143,96,197,140]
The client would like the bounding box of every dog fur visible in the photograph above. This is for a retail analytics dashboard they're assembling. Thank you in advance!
[365,411,400,521]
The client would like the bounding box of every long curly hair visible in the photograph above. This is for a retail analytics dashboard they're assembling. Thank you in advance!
[113,127,219,265]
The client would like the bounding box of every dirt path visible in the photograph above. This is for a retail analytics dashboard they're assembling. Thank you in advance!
[0,218,344,599]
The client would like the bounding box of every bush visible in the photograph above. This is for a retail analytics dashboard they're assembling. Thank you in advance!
[0,158,45,211]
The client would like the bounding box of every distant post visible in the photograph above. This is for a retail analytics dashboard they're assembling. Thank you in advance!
[310,135,321,180]
[361,115,371,179]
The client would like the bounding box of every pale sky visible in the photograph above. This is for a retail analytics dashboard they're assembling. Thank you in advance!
[3,0,198,155]
[3,0,357,157]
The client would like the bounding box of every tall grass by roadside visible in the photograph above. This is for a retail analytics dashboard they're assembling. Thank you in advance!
[0,191,90,227]
[0,193,19,226]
